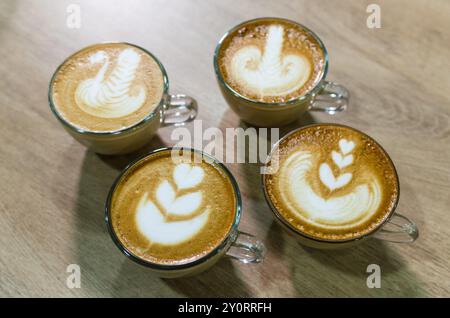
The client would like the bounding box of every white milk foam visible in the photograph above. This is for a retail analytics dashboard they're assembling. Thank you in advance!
[135,163,210,245]
[229,24,311,97]
[75,48,147,118]
[279,139,382,229]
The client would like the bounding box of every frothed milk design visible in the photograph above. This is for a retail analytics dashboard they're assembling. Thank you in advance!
[281,140,382,229]
[218,19,325,103]
[110,150,237,265]
[319,139,355,190]
[264,125,399,241]
[136,163,210,245]
[51,43,164,132]
[229,25,311,98]
[75,48,146,118]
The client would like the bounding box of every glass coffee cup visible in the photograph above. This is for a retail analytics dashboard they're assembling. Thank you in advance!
[49,42,197,155]
[262,124,419,248]
[105,147,266,278]
[214,17,349,127]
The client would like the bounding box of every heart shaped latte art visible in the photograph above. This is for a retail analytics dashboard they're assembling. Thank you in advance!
[339,139,355,155]
[319,163,352,191]
[156,180,202,216]
[280,151,382,227]
[136,195,209,245]
[135,163,209,245]
[173,163,204,190]
[331,151,353,169]
[229,25,312,97]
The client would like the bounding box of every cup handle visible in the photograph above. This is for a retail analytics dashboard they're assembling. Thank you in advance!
[225,231,266,264]
[309,81,349,114]
[373,213,419,243]
[162,94,198,126]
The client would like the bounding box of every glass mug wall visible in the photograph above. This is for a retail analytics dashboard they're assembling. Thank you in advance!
[214,17,349,127]
[262,124,419,249]
[48,42,197,155]
[105,148,266,278]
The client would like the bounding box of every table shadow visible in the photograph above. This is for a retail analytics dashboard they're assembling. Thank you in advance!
[0,1,18,38]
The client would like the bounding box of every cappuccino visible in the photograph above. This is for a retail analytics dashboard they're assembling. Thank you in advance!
[264,124,399,241]
[217,18,326,103]
[51,42,164,132]
[109,149,237,266]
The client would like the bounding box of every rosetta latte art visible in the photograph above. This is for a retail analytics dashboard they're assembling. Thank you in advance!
[280,139,382,228]
[75,48,146,118]
[229,25,311,97]
[136,163,210,245]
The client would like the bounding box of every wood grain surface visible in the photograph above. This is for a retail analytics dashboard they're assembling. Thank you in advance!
[0,0,449,297]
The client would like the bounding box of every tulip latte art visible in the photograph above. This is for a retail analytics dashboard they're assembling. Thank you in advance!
[110,150,237,265]
[51,43,164,132]
[218,19,326,103]
[264,125,399,241]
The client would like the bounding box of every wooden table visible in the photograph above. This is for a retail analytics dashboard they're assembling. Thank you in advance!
[1,0,449,297]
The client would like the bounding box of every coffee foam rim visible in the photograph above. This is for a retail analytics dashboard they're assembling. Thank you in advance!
[48,41,169,136]
[213,17,329,106]
[105,147,242,270]
[262,123,401,244]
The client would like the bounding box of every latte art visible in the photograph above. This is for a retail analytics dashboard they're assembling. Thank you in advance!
[75,48,146,118]
[110,149,237,265]
[218,19,325,103]
[264,125,399,241]
[281,149,382,228]
[229,25,311,97]
[136,163,210,245]
[51,43,164,132]
[319,139,355,190]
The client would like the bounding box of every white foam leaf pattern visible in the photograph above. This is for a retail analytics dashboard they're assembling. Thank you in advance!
[135,163,209,245]
[339,139,355,155]
[174,163,204,190]
[318,138,357,190]
[319,163,352,191]
[229,25,311,97]
[156,180,202,216]
[331,151,353,169]
[136,195,209,245]
[75,48,146,118]
[280,151,381,227]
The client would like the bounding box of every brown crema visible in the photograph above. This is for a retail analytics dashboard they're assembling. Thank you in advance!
[264,124,399,241]
[51,43,164,132]
[110,149,237,266]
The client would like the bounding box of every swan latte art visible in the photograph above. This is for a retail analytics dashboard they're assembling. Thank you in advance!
[217,18,326,103]
[51,43,164,132]
[264,125,399,241]
[110,149,237,265]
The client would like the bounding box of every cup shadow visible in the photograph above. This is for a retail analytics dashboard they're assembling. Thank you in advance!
[218,108,428,297]
[56,134,253,297]
[161,258,252,297]
[97,135,167,171]
[236,111,318,138]
[217,109,319,237]
[262,206,428,297]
